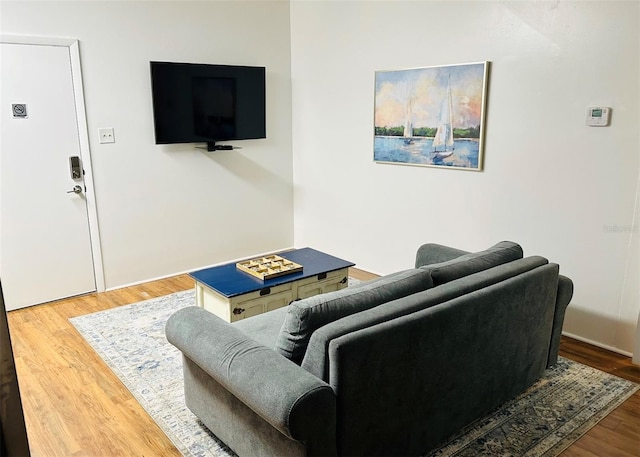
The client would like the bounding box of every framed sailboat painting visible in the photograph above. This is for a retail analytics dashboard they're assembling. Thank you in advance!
[373,61,489,171]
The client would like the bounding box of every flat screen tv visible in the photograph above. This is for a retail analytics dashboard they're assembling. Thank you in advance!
[150,61,266,150]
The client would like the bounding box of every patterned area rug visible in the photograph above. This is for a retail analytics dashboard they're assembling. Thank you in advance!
[70,289,638,457]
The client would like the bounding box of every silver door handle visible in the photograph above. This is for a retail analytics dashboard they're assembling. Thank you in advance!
[67,185,83,194]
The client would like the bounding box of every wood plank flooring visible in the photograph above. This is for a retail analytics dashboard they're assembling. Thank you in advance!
[6,269,640,456]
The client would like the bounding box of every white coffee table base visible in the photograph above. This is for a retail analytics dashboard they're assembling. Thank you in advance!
[195,267,350,322]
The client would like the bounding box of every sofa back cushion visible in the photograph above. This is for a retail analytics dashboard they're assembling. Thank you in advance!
[302,256,549,381]
[421,241,523,286]
[274,268,433,364]
[414,243,469,268]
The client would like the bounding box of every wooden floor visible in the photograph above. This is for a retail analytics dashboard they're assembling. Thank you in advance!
[6,268,640,457]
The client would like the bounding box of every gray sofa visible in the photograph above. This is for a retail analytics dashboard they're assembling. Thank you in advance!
[166,241,573,456]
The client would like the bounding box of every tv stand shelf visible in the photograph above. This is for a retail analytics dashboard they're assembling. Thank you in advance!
[206,141,234,151]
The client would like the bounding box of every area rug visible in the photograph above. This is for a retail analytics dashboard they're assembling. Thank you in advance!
[70,288,638,457]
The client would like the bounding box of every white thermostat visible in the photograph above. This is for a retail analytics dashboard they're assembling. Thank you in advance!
[586,107,611,126]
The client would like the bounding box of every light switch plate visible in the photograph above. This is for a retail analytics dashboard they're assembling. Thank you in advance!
[98,127,115,144]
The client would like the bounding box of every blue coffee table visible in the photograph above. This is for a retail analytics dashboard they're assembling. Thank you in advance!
[190,247,354,322]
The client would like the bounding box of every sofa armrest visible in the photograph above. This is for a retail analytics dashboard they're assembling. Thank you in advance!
[547,274,574,367]
[415,243,469,268]
[166,306,336,452]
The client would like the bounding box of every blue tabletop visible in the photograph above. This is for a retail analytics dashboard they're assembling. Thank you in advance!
[189,247,355,298]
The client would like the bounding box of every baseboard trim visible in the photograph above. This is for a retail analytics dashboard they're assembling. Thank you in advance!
[562,331,633,358]
[104,246,296,292]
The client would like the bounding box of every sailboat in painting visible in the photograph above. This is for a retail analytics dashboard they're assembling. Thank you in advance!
[403,99,414,145]
[432,80,455,158]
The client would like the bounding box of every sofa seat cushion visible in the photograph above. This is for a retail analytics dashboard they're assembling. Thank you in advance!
[421,241,523,286]
[275,268,434,364]
[232,305,288,349]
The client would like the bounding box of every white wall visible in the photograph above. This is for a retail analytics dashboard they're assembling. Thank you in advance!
[2,0,638,356]
[291,1,640,355]
[628,171,640,364]
[1,1,294,288]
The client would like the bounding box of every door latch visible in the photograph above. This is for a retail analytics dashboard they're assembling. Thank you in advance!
[69,156,83,180]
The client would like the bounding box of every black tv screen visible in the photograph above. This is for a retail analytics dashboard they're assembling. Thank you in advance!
[150,61,266,146]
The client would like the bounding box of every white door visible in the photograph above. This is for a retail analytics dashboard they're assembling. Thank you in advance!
[0,42,96,310]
